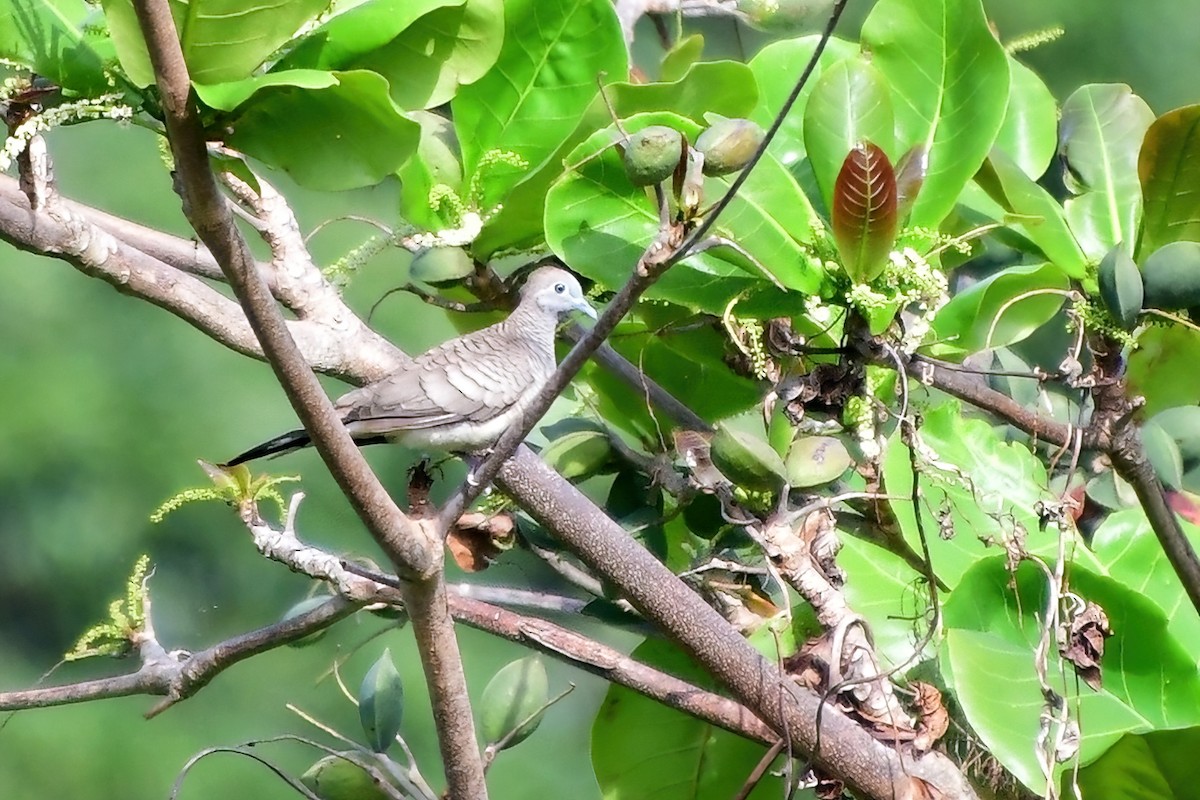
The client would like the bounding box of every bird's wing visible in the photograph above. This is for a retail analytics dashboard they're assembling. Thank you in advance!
[335,326,551,435]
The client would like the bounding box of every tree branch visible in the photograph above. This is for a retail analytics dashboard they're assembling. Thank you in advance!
[128,1,485,795]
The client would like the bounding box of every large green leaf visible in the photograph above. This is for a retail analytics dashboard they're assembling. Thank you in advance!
[929,262,1069,356]
[881,401,1097,588]
[994,58,1058,179]
[861,0,1010,228]
[838,535,929,666]
[194,69,338,111]
[451,0,626,204]
[1090,509,1200,663]
[2,0,112,92]
[1126,325,1200,416]
[1076,728,1200,800]
[592,639,783,800]
[942,558,1200,795]
[1059,84,1155,260]
[974,150,1090,279]
[544,113,823,314]
[339,0,503,111]
[274,0,460,73]
[1137,105,1200,259]
[747,35,858,177]
[802,56,895,212]
[102,0,328,86]
[398,110,464,230]
[225,70,419,191]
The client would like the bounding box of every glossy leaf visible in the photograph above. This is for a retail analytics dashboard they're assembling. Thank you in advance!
[1152,406,1200,492]
[1097,245,1143,329]
[942,558,1200,795]
[1059,84,1155,261]
[541,429,612,480]
[893,144,928,221]
[1141,240,1200,310]
[930,262,1068,356]
[610,61,760,125]
[478,656,549,749]
[452,0,626,201]
[338,0,503,110]
[544,113,823,313]
[194,70,339,112]
[1138,105,1200,258]
[659,33,703,82]
[861,0,1010,228]
[994,58,1058,178]
[1142,419,1185,490]
[1091,509,1200,663]
[1127,325,1200,416]
[398,110,464,230]
[974,150,1089,279]
[803,56,895,211]
[1076,729,1200,800]
[102,0,328,86]
[593,639,784,800]
[359,649,404,752]
[224,71,420,191]
[838,536,928,666]
[2,0,111,92]
[747,35,858,175]
[881,402,1099,588]
[831,143,899,283]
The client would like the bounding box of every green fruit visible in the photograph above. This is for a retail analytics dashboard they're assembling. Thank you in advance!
[709,424,787,492]
[1141,241,1200,310]
[410,246,474,285]
[696,116,765,176]
[479,657,549,749]
[1097,245,1142,329]
[358,649,404,752]
[300,755,390,800]
[622,125,683,187]
[541,429,612,480]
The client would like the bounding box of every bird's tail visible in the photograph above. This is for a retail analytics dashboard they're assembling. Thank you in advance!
[221,429,312,467]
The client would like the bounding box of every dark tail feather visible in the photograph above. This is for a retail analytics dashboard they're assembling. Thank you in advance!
[221,429,312,467]
[220,431,392,468]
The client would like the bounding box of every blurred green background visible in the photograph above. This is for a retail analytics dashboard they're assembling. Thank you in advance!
[1,1,1197,797]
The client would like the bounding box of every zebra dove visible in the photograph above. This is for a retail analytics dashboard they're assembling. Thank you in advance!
[223,266,596,466]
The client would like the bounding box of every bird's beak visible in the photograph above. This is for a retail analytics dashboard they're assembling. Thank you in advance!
[576,299,598,319]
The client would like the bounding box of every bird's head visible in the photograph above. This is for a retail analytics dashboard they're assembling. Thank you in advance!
[521,266,597,320]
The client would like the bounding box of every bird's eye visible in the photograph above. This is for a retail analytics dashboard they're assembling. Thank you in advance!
[554,283,566,294]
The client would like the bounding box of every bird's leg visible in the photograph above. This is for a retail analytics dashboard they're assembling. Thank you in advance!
[463,450,493,488]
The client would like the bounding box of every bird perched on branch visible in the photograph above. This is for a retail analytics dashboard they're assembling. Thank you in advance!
[222,266,597,467]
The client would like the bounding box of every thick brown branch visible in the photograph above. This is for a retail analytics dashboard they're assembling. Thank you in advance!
[497,447,977,800]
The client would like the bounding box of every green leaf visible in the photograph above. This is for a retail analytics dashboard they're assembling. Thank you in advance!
[994,58,1058,179]
[274,0,460,72]
[610,60,760,125]
[1141,240,1200,311]
[974,150,1089,279]
[1152,405,1200,493]
[452,0,626,203]
[1097,244,1143,330]
[225,71,419,191]
[659,33,703,83]
[1059,84,1155,261]
[592,639,784,800]
[337,0,503,111]
[1090,509,1200,663]
[2,0,111,92]
[478,656,549,749]
[1076,728,1200,800]
[544,112,822,314]
[930,262,1068,356]
[1138,105,1200,259]
[802,56,895,212]
[1127,325,1200,416]
[102,0,328,86]
[748,35,858,179]
[861,0,1010,228]
[882,401,1095,588]
[831,142,899,283]
[1142,418,1185,490]
[398,110,464,230]
[541,429,612,480]
[358,648,404,752]
[942,558,1200,795]
[194,69,339,111]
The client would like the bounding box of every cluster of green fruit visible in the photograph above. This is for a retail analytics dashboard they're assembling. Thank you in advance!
[1098,241,1200,329]
[620,116,766,187]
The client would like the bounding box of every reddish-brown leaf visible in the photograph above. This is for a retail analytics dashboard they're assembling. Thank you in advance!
[893,143,928,221]
[832,141,900,283]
